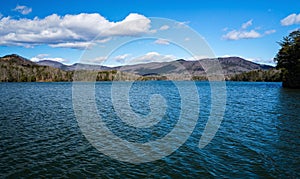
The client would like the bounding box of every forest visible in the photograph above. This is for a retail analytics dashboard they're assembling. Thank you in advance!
[0,57,282,82]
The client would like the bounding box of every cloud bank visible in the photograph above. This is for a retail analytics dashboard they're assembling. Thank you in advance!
[0,13,151,49]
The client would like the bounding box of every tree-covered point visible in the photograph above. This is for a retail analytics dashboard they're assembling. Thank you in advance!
[229,69,282,82]
[274,30,300,88]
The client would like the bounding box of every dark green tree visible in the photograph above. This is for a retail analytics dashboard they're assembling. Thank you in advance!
[274,30,300,88]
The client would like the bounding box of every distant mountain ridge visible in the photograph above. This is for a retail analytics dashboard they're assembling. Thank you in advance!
[36,56,273,76]
[37,60,111,71]
[0,54,276,82]
[119,57,273,76]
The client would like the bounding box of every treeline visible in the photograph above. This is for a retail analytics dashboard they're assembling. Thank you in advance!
[0,56,283,82]
[0,60,170,82]
[0,65,283,82]
[73,70,169,81]
[229,69,282,82]
[0,62,73,82]
[73,70,140,81]
[0,65,139,82]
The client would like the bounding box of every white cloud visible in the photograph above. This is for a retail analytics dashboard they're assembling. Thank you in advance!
[281,13,300,26]
[222,20,266,40]
[30,54,68,63]
[96,37,112,43]
[128,52,176,64]
[219,54,233,58]
[104,13,151,36]
[49,42,95,49]
[264,29,276,35]
[82,54,131,66]
[0,13,152,49]
[81,56,107,64]
[245,57,275,66]
[154,38,170,45]
[13,5,32,15]
[113,54,131,63]
[223,29,261,40]
[31,54,49,61]
[147,29,157,34]
[242,19,253,29]
[159,25,169,31]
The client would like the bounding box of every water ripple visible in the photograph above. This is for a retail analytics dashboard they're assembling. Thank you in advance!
[0,82,299,177]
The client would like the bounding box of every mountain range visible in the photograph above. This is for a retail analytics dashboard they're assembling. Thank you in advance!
[0,54,275,82]
[36,56,273,76]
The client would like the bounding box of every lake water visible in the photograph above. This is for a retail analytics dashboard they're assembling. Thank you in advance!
[0,81,299,178]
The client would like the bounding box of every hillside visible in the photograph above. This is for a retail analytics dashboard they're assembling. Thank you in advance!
[0,54,279,82]
[1,54,37,66]
[0,54,73,82]
[37,60,111,71]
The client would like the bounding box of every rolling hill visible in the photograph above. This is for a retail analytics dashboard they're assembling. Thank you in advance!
[0,54,73,82]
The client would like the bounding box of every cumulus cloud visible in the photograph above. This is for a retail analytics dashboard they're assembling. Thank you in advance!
[242,20,253,29]
[159,25,170,31]
[30,54,68,63]
[128,52,176,64]
[154,38,170,45]
[112,54,131,63]
[0,13,152,49]
[223,30,261,40]
[13,5,32,15]
[104,13,151,36]
[281,13,300,26]
[222,20,264,40]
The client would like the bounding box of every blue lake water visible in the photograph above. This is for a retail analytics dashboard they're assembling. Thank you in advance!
[0,81,299,178]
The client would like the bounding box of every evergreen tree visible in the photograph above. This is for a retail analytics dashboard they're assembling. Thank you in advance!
[274,30,300,88]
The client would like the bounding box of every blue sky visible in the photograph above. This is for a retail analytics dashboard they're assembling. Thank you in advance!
[0,0,299,66]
